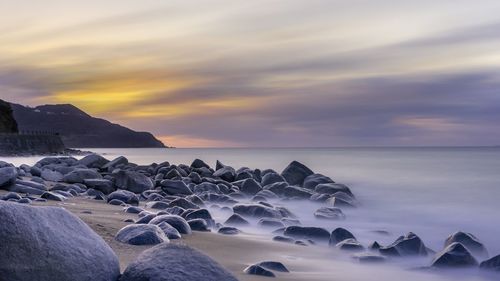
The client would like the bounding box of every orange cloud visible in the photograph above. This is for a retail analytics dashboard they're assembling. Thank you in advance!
[159,135,243,148]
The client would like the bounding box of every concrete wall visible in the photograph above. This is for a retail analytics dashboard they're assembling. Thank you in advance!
[0,134,65,155]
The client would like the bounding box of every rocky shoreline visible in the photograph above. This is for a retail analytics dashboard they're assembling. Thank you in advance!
[0,154,499,280]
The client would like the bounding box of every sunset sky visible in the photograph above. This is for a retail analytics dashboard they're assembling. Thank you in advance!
[1,0,500,147]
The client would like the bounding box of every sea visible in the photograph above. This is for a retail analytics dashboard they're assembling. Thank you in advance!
[3,147,500,281]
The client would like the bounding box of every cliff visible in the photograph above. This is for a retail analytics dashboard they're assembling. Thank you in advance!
[0,99,18,133]
[11,103,166,148]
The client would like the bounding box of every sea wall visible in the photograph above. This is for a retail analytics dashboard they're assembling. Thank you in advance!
[0,134,66,155]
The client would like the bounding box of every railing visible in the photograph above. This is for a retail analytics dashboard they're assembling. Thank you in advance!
[0,130,60,136]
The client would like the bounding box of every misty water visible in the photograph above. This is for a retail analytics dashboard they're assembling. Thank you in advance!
[5,147,500,280]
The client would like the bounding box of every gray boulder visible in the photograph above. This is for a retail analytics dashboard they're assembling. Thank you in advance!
[0,201,120,281]
[431,242,478,268]
[240,178,262,195]
[444,231,488,259]
[107,190,139,205]
[0,167,17,187]
[149,215,192,234]
[84,179,115,194]
[283,226,330,242]
[281,161,314,186]
[191,159,211,169]
[480,254,500,271]
[258,261,289,272]
[233,203,282,219]
[120,243,238,281]
[77,154,109,169]
[112,170,153,193]
[329,227,356,245]
[103,156,128,170]
[244,264,275,277]
[224,213,250,225]
[157,222,182,240]
[63,169,102,184]
[303,173,334,190]
[261,172,285,186]
[41,169,64,182]
[213,166,236,182]
[160,179,193,195]
[379,232,428,256]
[115,224,167,245]
[314,207,345,220]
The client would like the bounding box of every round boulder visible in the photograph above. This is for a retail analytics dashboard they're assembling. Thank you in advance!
[0,201,120,281]
[120,243,238,281]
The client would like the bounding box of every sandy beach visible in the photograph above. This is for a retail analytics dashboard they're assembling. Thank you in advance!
[14,193,336,281]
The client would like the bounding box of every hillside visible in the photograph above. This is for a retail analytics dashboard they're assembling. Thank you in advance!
[0,99,18,133]
[11,103,166,148]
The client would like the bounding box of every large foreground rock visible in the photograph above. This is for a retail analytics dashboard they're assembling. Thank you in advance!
[0,201,120,281]
[120,243,238,281]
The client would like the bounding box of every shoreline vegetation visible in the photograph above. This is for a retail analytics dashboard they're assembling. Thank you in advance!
[0,154,499,280]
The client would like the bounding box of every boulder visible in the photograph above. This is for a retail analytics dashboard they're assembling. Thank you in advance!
[191,159,211,169]
[258,218,285,228]
[336,238,364,251]
[273,236,295,243]
[480,254,500,271]
[120,244,238,281]
[258,261,289,272]
[77,154,109,169]
[193,182,221,194]
[8,183,45,195]
[157,222,182,240]
[0,167,17,187]
[169,198,199,210]
[115,224,168,245]
[218,226,240,235]
[315,183,354,197]
[184,209,212,221]
[213,166,236,182]
[233,204,282,219]
[379,232,428,256]
[160,179,193,195]
[41,191,66,201]
[281,161,314,186]
[283,186,314,199]
[188,219,210,232]
[63,169,102,184]
[431,242,478,268]
[224,214,250,225]
[444,231,488,259]
[283,226,330,242]
[103,156,128,170]
[329,227,356,245]
[244,265,275,277]
[303,173,334,190]
[41,169,63,182]
[149,215,192,234]
[241,178,263,195]
[0,201,120,281]
[112,170,153,193]
[84,179,115,194]
[107,190,139,205]
[261,172,285,186]
[314,207,345,220]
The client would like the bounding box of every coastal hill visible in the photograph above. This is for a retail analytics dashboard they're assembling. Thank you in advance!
[11,103,166,148]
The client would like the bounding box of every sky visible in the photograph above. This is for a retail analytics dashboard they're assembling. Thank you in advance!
[1,0,500,147]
